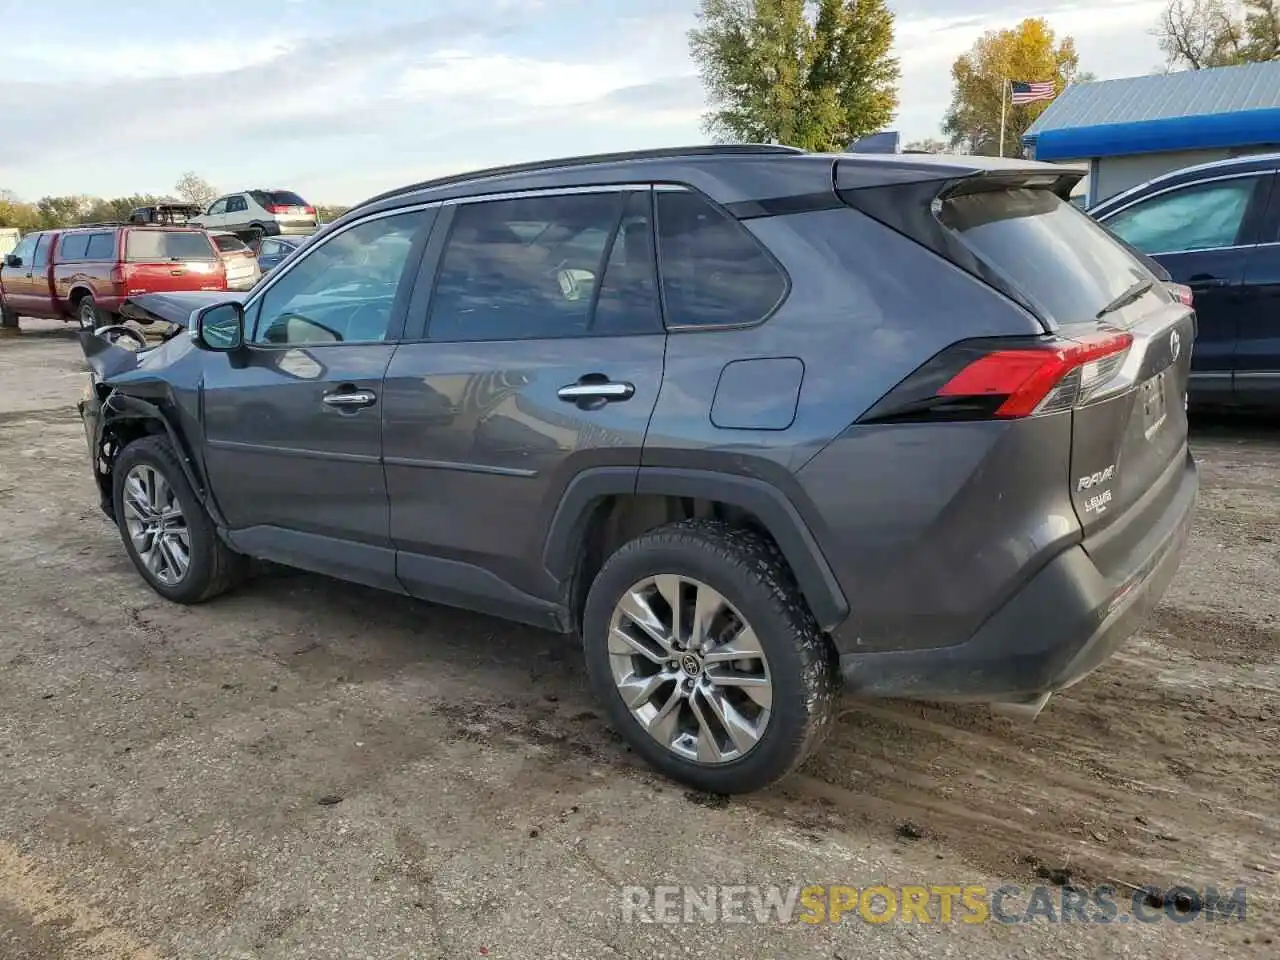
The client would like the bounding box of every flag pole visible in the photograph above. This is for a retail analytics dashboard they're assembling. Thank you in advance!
[998,78,1007,158]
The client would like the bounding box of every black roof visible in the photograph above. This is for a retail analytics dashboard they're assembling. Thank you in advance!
[355,144,804,209]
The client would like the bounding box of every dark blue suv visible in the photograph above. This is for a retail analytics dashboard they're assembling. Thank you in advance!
[1091,153,1280,410]
[78,145,1196,793]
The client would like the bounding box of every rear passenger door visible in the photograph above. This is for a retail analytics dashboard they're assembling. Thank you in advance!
[1100,171,1272,404]
[381,188,666,613]
[1235,172,1280,404]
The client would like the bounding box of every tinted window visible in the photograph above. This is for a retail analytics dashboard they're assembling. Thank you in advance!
[125,230,218,262]
[213,234,248,253]
[258,240,279,256]
[1101,176,1262,254]
[85,232,115,260]
[429,191,658,341]
[251,210,421,345]
[655,190,787,327]
[226,196,247,213]
[32,234,51,268]
[939,188,1152,323]
[252,190,308,207]
[59,234,90,261]
[593,192,662,336]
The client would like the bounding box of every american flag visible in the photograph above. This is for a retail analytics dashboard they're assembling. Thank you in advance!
[1010,80,1056,105]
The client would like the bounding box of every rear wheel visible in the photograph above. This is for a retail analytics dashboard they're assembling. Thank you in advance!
[582,520,839,794]
[77,294,102,330]
[112,436,247,603]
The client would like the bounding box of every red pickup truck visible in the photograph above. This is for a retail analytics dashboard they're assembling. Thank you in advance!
[0,224,228,329]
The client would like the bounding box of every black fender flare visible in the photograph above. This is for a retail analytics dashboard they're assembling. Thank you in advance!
[100,393,230,530]
[541,466,849,632]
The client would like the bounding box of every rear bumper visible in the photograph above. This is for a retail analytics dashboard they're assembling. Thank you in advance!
[226,276,259,292]
[839,449,1197,702]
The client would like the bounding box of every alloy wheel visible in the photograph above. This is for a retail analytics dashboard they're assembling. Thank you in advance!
[607,575,773,764]
[79,300,96,330]
[121,464,191,585]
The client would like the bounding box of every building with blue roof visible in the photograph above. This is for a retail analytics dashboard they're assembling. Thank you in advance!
[1023,61,1280,207]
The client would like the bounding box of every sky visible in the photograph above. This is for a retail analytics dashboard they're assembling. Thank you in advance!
[0,0,1168,205]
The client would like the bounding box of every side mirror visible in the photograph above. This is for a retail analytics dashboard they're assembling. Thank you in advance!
[3,254,21,268]
[193,301,244,351]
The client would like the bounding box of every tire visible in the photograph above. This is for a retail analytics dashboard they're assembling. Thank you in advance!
[77,294,102,330]
[582,519,839,794]
[111,436,247,604]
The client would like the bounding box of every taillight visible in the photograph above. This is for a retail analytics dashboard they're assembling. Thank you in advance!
[303,205,315,215]
[859,330,1134,424]
[1167,282,1193,307]
[266,204,288,214]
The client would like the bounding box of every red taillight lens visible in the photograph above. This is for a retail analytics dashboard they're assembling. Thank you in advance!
[1168,282,1193,307]
[266,204,287,214]
[938,331,1133,418]
[859,330,1135,425]
[303,205,315,215]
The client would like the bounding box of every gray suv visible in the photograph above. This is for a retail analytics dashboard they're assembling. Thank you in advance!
[78,145,1197,794]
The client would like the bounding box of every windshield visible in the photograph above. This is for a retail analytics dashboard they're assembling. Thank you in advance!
[938,187,1154,324]
[125,230,217,261]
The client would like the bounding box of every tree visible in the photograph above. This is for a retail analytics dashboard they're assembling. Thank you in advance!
[315,204,351,223]
[1155,0,1280,68]
[1155,0,1246,67]
[35,195,96,228]
[904,137,949,153]
[689,0,899,151]
[942,18,1079,157]
[174,172,218,208]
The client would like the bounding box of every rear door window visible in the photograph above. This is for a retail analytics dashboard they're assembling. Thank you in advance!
[32,234,52,268]
[59,234,90,261]
[85,232,115,260]
[125,230,218,262]
[655,190,787,327]
[427,191,661,341]
[939,187,1153,324]
[1101,175,1267,254]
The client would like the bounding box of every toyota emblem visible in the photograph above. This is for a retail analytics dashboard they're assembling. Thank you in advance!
[1169,329,1181,362]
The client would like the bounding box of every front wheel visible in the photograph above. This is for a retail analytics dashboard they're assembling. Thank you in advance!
[112,436,247,603]
[582,520,839,794]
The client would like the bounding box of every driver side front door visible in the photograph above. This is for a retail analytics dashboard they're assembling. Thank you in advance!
[201,206,436,591]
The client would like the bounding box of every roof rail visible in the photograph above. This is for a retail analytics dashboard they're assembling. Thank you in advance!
[73,221,128,228]
[355,144,805,209]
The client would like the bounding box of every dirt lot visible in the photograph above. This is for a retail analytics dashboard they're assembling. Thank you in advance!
[1,318,1277,959]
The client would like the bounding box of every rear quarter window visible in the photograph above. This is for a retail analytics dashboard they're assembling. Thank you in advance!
[125,230,218,262]
[59,234,90,261]
[938,187,1153,324]
[85,233,115,259]
[655,190,787,327]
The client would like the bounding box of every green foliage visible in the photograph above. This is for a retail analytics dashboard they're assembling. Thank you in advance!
[689,0,899,151]
[942,18,1079,157]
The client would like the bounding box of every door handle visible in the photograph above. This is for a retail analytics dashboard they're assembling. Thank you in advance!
[1187,277,1228,289]
[557,379,635,404]
[322,389,377,408]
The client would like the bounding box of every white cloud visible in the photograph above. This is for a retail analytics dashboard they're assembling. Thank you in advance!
[395,52,638,107]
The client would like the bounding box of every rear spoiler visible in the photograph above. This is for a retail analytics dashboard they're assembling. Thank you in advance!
[836,159,1088,325]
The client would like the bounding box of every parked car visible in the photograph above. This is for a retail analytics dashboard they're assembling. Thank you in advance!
[209,231,261,291]
[130,202,203,225]
[1090,152,1280,409]
[256,235,305,275]
[191,190,318,242]
[77,145,1196,794]
[1,225,227,329]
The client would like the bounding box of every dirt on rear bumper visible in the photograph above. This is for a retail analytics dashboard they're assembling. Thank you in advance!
[839,448,1198,702]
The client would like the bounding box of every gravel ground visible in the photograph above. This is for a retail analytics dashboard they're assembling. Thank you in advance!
[0,318,1277,959]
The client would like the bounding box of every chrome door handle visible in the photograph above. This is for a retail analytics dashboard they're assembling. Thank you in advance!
[557,381,635,402]
[323,390,377,408]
